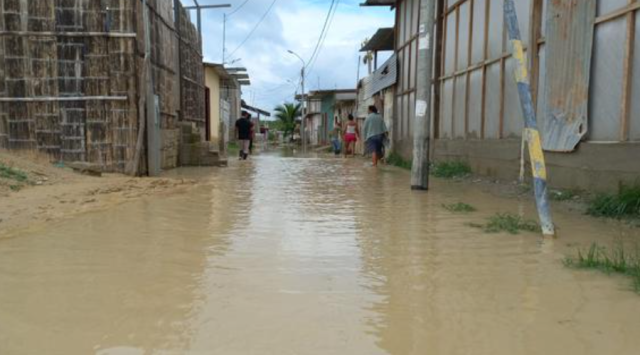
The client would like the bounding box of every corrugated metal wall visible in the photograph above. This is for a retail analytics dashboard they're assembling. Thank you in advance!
[431,0,640,148]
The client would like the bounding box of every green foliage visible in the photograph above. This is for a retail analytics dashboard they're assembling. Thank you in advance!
[386,153,412,170]
[550,189,581,201]
[443,202,477,213]
[587,184,640,219]
[470,213,539,234]
[273,102,302,138]
[431,161,471,179]
[227,141,239,154]
[565,243,640,294]
[0,163,28,183]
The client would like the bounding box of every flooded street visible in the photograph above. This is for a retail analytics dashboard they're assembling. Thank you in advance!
[1,151,639,355]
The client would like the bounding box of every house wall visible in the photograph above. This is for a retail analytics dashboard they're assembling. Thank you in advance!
[0,0,204,173]
[204,67,221,143]
[393,0,640,191]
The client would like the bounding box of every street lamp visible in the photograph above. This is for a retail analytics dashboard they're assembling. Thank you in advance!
[287,49,306,149]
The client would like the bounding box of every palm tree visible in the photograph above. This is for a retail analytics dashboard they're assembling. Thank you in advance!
[274,102,302,140]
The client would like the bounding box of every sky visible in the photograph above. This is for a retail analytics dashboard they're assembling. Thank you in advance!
[183,0,395,114]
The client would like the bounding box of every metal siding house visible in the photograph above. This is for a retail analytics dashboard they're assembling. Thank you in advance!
[362,0,640,192]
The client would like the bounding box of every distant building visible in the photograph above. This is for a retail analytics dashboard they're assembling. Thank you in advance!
[203,63,245,154]
[302,90,357,146]
[361,0,640,192]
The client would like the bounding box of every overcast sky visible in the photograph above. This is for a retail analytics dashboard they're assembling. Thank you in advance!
[184,0,394,113]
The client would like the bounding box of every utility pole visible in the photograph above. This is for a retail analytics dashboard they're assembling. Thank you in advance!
[222,14,226,64]
[411,0,437,190]
[288,50,306,150]
[143,0,161,176]
[504,0,555,236]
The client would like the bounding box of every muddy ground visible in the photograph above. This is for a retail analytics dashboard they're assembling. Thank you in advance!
[0,150,198,237]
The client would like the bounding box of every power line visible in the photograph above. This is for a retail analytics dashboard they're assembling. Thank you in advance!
[306,0,340,77]
[227,0,250,17]
[226,0,279,60]
[304,0,336,70]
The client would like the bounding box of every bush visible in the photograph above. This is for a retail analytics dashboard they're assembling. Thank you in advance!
[587,184,640,219]
[565,243,640,294]
[469,213,539,234]
[431,161,471,179]
[386,153,412,170]
[442,202,477,213]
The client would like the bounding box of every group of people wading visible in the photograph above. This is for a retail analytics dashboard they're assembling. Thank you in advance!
[235,105,388,167]
[332,105,388,167]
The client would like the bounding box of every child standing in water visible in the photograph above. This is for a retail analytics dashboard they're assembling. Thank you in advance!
[343,114,359,157]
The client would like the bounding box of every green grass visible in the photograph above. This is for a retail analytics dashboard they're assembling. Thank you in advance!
[469,213,540,234]
[227,141,240,154]
[550,189,582,201]
[431,161,471,179]
[0,163,28,183]
[564,243,640,293]
[443,202,477,213]
[587,184,640,219]
[386,153,412,170]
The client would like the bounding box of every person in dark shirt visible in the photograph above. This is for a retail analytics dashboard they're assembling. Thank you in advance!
[235,111,252,160]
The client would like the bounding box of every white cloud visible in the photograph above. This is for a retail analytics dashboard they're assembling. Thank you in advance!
[192,0,394,113]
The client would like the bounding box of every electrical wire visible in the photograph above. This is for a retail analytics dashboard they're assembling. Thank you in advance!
[305,0,340,77]
[303,0,336,70]
[227,0,250,17]
[226,0,279,60]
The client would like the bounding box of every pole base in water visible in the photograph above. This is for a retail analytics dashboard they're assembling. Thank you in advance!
[411,185,429,191]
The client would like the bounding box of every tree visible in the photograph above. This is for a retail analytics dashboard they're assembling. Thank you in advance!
[273,102,302,139]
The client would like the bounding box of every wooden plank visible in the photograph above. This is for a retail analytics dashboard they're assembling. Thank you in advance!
[433,0,447,139]
[595,2,640,25]
[464,0,474,138]
[620,0,636,141]
[528,0,543,108]
[451,5,461,136]
[481,0,490,139]
[499,25,506,139]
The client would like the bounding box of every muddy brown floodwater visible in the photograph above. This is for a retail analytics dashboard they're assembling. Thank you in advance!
[0,151,639,355]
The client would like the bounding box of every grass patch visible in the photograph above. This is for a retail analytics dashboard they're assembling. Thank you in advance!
[443,202,477,213]
[0,163,28,183]
[470,213,540,234]
[431,161,471,179]
[587,184,640,219]
[564,243,640,293]
[227,141,240,154]
[550,189,582,201]
[386,152,412,170]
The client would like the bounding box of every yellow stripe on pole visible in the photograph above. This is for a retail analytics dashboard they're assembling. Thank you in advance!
[525,128,548,181]
[511,40,529,83]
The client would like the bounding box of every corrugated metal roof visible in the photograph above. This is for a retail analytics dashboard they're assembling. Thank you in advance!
[541,0,596,152]
[360,0,395,7]
[360,28,394,52]
[363,54,397,99]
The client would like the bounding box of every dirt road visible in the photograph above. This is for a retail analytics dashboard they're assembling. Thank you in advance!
[0,151,197,237]
[0,150,639,355]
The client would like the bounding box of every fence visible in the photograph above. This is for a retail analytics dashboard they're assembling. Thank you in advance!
[0,0,206,173]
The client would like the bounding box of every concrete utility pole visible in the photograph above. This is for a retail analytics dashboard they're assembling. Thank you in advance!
[411,0,437,190]
[288,50,306,150]
[504,0,555,236]
[143,0,161,176]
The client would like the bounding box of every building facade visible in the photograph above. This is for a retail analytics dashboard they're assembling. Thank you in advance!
[362,0,640,191]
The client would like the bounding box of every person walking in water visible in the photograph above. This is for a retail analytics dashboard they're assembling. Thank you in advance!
[235,111,252,160]
[330,117,342,155]
[343,114,359,157]
[363,105,387,167]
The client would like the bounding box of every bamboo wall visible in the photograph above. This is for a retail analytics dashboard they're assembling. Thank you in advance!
[0,0,206,173]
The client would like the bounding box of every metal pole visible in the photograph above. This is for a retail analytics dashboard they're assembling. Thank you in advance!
[411,0,437,190]
[222,14,226,64]
[143,0,160,176]
[197,8,202,45]
[504,0,555,236]
[301,66,306,150]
